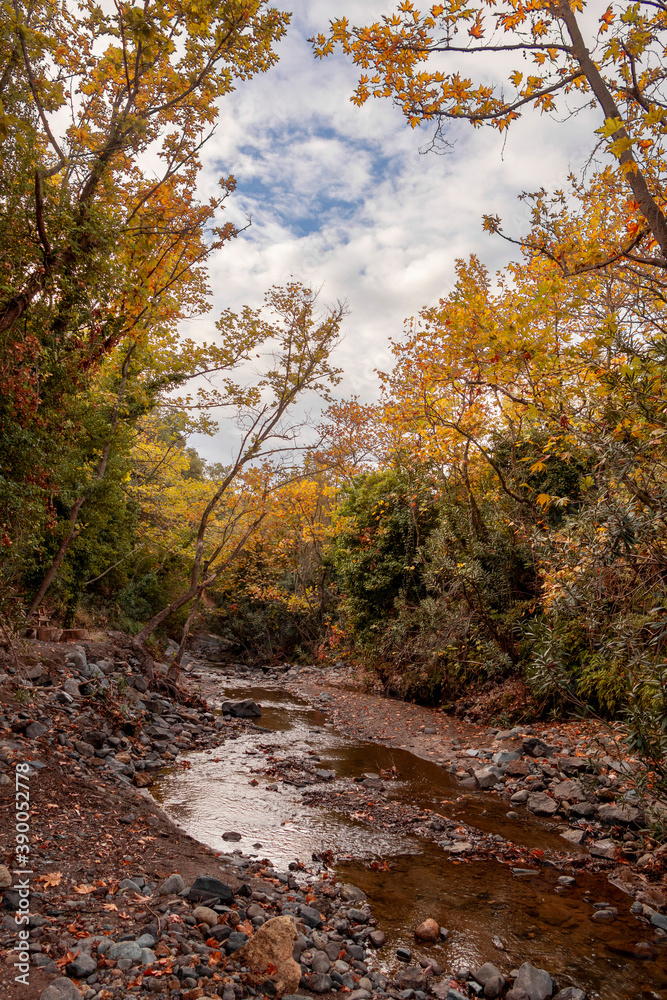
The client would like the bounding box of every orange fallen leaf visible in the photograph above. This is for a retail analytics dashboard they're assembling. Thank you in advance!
[102,903,118,911]
[73,883,96,894]
[55,950,78,969]
[37,872,62,887]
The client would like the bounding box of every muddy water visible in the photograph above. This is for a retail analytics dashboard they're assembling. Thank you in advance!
[153,677,667,1000]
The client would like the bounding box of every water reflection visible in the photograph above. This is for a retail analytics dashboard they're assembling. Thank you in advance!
[153,674,667,1000]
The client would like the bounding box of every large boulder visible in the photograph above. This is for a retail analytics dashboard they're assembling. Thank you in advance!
[235,915,301,995]
[513,961,554,1000]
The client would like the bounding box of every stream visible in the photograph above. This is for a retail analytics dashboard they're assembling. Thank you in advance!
[151,674,667,1000]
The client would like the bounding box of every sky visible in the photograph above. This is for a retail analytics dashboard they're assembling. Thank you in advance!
[186,1,601,464]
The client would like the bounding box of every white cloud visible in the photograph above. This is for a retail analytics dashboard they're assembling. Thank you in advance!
[185,2,605,463]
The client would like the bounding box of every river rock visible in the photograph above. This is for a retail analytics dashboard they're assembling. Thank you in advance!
[189,874,234,902]
[513,961,554,1000]
[597,803,643,825]
[65,952,97,977]
[414,918,440,942]
[193,905,218,926]
[553,989,586,1000]
[527,792,558,816]
[39,979,83,1000]
[311,974,332,993]
[62,678,82,698]
[396,966,426,990]
[474,963,507,993]
[340,883,366,902]
[300,904,323,928]
[368,929,386,948]
[511,789,529,804]
[223,699,261,718]
[569,801,597,819]
[157,872,185,895]
[108,940,142,962]
[560,828,585,845]
[235,915,301,994]
[522,737,556,758]
[474,768,499,789]
[311,950,331,973]
[0,864,11,888]
[551,780,586,802]
[651,912,667,931]
[589,838,617,859]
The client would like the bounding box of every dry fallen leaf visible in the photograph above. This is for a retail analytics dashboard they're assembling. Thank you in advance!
[102,903,118,911]
[73,884,96,894]
[55,950,78,969]
[37,872,62,887]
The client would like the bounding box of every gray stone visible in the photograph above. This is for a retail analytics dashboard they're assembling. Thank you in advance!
[553,991,586,1000]
[511,789,529,804]
[222,830,242,841]
[513,961,553,1000]
[569,801,597,819]
[474,963,506,988]
[193,905,219,926]
[118,878,142,892]
[474,768,499,790]
[396,966,426,990]
[650,912,667,931]
[66,953,97,977]
[522,737,556,758]
[527,792,558,816]
[140,947,157,965]
[552,780,586,802]
[107,940,142,962]
[226,930,249,952]
[589,839,617,859]
[134,933,156,949]
[339,883,366,902]
[67,649,87,671]
[39,979,83,1000]
[311,973,332,993]
[157,872,185,896]
[597,803,643,825]
[222,699,262,718]
[62,679,82,698]
[311,951,331,974]
[74,740,95,758]
[300,904,323,928]
[560,828,586,845]
[369,929,386,947]
[189,874,234,903]
[26,721,47,738]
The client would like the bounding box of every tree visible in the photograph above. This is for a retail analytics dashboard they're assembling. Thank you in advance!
[133,282,345,677]
[0,0,290,620]
[314,1,667,270]
[1,0,289,338]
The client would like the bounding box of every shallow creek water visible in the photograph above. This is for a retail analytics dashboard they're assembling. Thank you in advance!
[152,676,667,1000]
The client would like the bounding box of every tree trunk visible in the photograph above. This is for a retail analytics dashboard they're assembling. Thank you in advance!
[556,0,667,261]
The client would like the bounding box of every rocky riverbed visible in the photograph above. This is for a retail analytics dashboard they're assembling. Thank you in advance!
[0,634,666,1000]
